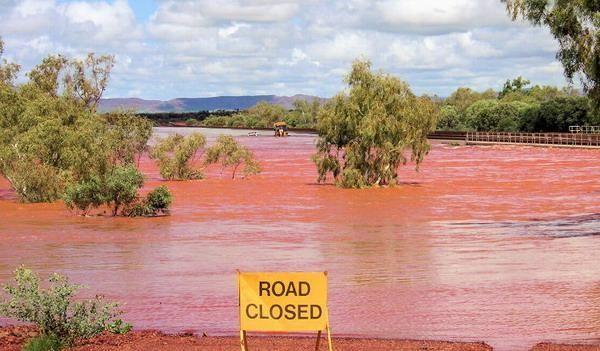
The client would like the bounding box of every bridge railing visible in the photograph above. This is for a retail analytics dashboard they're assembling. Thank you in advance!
[466,131,600,147]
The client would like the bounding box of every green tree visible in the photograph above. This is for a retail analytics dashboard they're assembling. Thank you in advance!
[0,37,20,86]
[204,135,261,179]
[465,100,530,131]
[150,133,206,180]
[503,0,600,110]
[528,96,590,132]
[500,76,531,98]
[312,59,437,188]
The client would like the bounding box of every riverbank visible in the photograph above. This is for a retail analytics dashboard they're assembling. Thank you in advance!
[2,326,599,351]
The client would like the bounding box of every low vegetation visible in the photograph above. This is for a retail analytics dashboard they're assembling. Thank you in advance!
[0,267,130,349]
[201,99,320,129]
[437,79,598,132]
[204,135,261,179]
[0,37,172,216]
[150,133,206,180]
[313,59,438,188]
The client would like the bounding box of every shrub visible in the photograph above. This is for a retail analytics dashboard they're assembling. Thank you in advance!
[63,165,143,216]
[22,334,63,351]
[106,319,133,335]
[125,185,173,217]
[62,175,105,215]
[105,165,144,216]
[150,133,206,180]
[465,100,527,131]
[204,135,261,179]
[0,267,126,347]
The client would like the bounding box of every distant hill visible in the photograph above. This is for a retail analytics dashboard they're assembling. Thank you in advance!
[98,94,326,113]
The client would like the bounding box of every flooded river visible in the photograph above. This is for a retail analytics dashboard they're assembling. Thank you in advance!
[0,127,599,350]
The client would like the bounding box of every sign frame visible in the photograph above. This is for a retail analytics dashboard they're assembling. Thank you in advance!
[237,270,333,351]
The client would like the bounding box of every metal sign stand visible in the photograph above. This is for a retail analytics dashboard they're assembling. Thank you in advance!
[240,325,333,351]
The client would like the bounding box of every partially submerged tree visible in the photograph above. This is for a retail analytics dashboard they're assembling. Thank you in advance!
[503,0,600,110]
[150,133,206,180]
[204,135,261,179]
[0,40,171,217]
[312,59,438,188]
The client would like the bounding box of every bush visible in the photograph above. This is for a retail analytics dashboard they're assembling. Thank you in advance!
[150,133,206,180]
[23,334,63,351]
[125,185,173,217]
[63,165,146,216]
[105,165,144,216]
[0,267,126,347]
[204,135,261,179]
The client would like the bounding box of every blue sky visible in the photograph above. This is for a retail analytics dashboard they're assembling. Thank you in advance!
[0,0,569,100]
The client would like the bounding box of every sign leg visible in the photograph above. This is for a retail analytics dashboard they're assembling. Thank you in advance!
[315,330,322,351]
[243,330,249,351]
[240,330,247,351]
[326,324,333,351]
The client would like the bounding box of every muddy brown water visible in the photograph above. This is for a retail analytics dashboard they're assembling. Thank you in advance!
[0,128,599,351]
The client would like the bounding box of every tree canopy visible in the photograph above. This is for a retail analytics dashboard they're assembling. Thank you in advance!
[503,0,600,110]
[313,59,438,188]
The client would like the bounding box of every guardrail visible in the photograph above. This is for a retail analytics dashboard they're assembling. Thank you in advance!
[569,125,600,133]
[466,131,600,147]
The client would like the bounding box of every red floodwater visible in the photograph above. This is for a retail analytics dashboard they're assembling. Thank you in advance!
[0,128,599,351]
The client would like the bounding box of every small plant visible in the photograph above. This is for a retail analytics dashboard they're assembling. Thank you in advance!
[22,334,63,351]
[0,267,128,348]
[150,133,206,180]
[204,135,261,179]
[107,319,133,335]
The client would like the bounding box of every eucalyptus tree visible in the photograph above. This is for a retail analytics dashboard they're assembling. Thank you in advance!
[150,133,206,180]
[313,60,438,188]
[204,135,261,179]
[503,0,600,109]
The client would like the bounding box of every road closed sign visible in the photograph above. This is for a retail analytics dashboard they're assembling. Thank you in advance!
[238,271,329,332]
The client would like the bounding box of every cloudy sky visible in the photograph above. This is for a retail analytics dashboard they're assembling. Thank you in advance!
[0,0,569,99]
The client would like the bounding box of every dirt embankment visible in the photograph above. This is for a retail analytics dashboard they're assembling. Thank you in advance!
[2,326,599,351]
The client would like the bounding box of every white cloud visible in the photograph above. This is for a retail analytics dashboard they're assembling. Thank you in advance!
[0,0,571,99]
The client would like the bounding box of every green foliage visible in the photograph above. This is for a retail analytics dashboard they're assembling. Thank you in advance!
[521,96,591,132]
[0,267,124,347]
[503,0,600,110]
[125,185,173,217]
[62,165,157,216]
[22,334,64,351]
[104,165,144,216]
[438,105,468,131]
[62,175,104,215]
[500,76,531,98]
[106,319,133,335]
[185,118,198,126]
[150,133,206,180]
[284,99,321,128]
[313,59,437,188]
[465,100,528,131]
[103,111,153,165]
[0,41,153,208]
[0,37,20,86]
[204,135,261,179]
[201,100,321,129]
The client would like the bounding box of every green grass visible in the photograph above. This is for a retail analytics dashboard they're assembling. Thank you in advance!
[22,335,63,351]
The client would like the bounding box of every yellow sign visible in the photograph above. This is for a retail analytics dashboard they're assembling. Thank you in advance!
[237,271,333,351]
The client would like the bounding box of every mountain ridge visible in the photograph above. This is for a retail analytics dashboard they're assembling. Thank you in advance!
[99,94,326,113]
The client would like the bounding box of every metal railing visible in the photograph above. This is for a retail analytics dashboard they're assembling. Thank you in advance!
[466,131,600,147]
[569,125,600,133]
